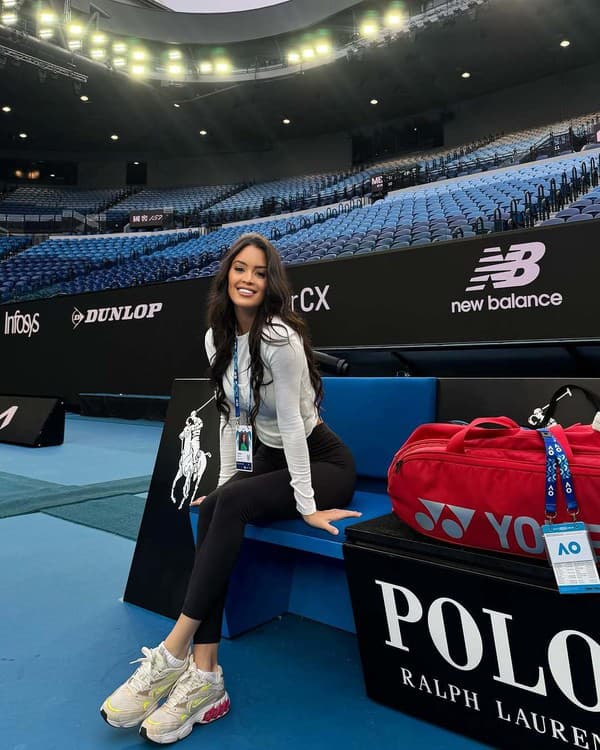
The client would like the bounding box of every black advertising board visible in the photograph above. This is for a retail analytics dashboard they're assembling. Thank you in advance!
[437,378,600,427]
[2,221,600,404]
[0,394,64,446]
[0,279,208,406]
[129,211,171,228]
[124,378,221,619]
[344,523,600,750]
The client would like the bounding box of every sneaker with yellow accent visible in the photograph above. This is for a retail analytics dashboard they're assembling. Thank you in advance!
[100,644,190,729]
[139,662,230,744]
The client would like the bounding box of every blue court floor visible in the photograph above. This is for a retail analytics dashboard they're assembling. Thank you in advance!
[0,415,490,750]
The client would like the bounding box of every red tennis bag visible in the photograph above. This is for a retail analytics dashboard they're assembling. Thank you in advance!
[387,416,600,559]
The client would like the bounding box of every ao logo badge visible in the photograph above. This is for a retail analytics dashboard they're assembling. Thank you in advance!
[450,241,564,314]
[558,540,581,555]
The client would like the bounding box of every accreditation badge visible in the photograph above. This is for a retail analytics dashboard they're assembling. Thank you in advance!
[235,424,253,471]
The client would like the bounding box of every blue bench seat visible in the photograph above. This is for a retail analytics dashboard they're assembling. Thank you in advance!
[192,377,437,637]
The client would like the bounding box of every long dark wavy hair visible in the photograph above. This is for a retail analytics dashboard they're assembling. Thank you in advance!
[207,232,323,426]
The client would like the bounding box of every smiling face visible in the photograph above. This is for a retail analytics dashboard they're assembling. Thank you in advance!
[227,244,268,319]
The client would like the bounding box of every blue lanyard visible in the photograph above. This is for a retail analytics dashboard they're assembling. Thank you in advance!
[538,428,579,520]
[233,337,252,423]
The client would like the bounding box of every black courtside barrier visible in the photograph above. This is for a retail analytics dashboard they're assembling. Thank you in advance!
[1,221,600,406]
[124,379,220,619]
[437,378,600,426]
[344,517,600,750]
[0,395,64,447]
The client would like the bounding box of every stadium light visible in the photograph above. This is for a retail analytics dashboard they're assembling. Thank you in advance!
[91,33,107,46]
[287,51,300,64]
[132,49,146,61]
[560,39,570,48]
[301,47,315,60]
[90,49,106,60]
[370,98,378,105]
[315,42,331,55]
[214,60,231,74]
[2,12,18,25]
[385,2,405,29]
[360,21,379,38]
[18,132,27,138]
[110,134,119,140]
[385,12,403,27]
[112,57,126,68]
[168,49,182,60]
[167,63,183,76]
[2,105,11,112]
[199,129,207,135]
[199,60,213,73]
[461,71,471,78]
[2,0,16,7]
[113,42,127,54]
[38,10,56,25]
[173,103,180,108]
[80,95,89,102]
[131,64,146,76]
[67,23,84,37]
[68,40,82,51]
[39,28,54,39]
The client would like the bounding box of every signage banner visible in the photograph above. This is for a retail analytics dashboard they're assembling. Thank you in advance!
[129,210,171,228]
[0,394,64,446]
[124,378,220,619]
[1,221,600,404]
[344,540,600,750]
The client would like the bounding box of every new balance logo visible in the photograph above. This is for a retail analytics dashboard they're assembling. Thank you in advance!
[0,405,18,431]
[414,498,475,540]
[450,240,563,314]
[466,242,545,293]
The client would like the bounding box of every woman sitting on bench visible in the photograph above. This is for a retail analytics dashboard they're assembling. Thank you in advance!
[101,231,359,745]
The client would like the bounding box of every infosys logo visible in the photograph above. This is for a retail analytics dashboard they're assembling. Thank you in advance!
[72,302,163,329]
[450,242,563,314]
[4,310,40,337]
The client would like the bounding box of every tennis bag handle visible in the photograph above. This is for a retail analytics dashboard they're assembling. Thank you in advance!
[539,384,600,428]
[447,416,577,464]
[446,417,521,454]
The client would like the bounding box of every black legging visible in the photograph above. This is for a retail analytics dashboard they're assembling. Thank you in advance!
[181,422,356,643]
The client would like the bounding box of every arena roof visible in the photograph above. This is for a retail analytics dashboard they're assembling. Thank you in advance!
[148,1,288,12]
[1,0,599,156]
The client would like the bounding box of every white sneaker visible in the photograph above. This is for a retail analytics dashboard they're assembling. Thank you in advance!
[139,661,230,744]
[100,644,190,728]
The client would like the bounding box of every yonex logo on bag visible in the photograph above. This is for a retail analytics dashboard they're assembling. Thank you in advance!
[414,498,475,539]
[413,497,546,554]
[466,242,545,292]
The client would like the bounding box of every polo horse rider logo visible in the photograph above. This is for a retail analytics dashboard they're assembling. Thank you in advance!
[171,396,215,510]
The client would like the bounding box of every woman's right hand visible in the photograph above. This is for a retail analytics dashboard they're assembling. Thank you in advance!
[190,496,206,507]
[302,508,362,535]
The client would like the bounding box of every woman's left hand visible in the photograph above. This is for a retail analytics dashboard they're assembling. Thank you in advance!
[190,495,206,507]
[302,509,362,536]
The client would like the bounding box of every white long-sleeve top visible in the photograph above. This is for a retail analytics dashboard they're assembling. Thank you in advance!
[205,317,320,515]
